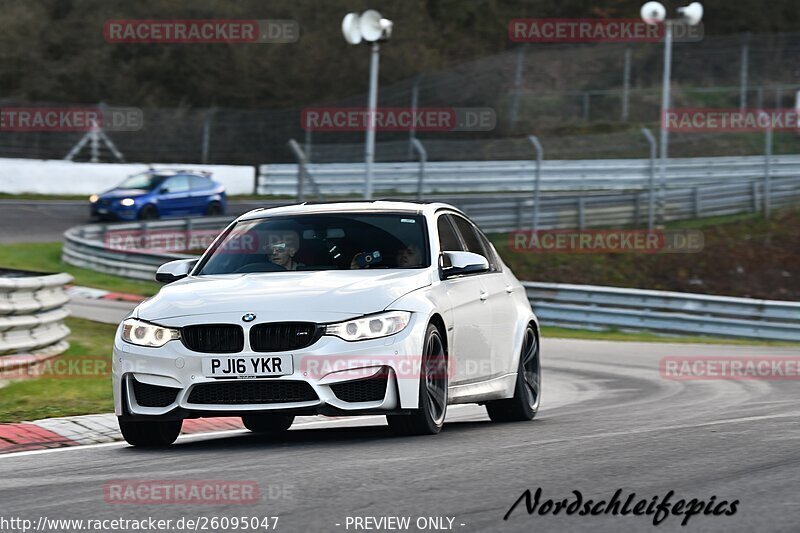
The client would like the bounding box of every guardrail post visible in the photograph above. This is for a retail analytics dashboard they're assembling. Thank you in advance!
[287,138,315,202]
[516,199,524,229]
[641,128,657,230]
[693,187,702,218]
[528,135,543,231]
[578,197,586,230]
[411,138,428,201]
[633,193,641,228]
[752,181,760,212]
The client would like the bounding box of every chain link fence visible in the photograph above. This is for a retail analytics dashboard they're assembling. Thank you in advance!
[0,32,798,165]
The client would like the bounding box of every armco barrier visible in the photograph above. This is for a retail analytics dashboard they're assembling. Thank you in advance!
[524,282,800,342]
[63,175,800,279]
[62,217,230,281]
[258,154,800,196]
[0,270,73,356]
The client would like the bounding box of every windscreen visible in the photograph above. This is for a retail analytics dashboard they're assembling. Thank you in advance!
[117,173,166,190]
[197,213,428,275]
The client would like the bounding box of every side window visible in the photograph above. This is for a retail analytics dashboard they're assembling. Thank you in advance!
[451,215,498,272]
[437,215,464,252]
[163,175,190,194]
[190,176,212,190]
[476,230,500,272]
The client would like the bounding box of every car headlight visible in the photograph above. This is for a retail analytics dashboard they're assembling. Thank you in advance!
[89,194,98,203]
[325,311,411,341]
[120,198,135,207]
[121,318,180,347]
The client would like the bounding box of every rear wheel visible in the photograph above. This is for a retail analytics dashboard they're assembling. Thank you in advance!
[486,325,540,422]
[386,323,448,436]
[242,414,294,434]
[138,204,158,220]
[118,417,182,447]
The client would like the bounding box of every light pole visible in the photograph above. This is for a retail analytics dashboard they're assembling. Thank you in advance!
[342,10,394,200]
[641,2,703,224]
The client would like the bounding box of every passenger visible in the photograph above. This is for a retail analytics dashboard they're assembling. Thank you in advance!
[396,243,422,267]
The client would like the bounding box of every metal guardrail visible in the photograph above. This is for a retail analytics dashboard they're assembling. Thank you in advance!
[257,154,800,196]
[0,270,73,356]
[63,175,800,279]
[525,282,800,341]
[62,217,230,281]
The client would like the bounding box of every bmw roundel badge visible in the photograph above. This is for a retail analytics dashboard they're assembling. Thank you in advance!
[242,313,256,322]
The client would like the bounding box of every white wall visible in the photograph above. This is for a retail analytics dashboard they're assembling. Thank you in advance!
[0,158,256,195]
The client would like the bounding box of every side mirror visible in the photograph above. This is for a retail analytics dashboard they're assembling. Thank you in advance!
[440,251,489,279]
[155,258,197,283]
[159,187,169,194]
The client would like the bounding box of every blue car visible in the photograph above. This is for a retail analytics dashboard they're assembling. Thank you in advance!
[89,170,226,221]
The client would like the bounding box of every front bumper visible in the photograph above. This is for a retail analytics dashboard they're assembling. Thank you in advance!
[90,203,138,221]
[112,314,428,419]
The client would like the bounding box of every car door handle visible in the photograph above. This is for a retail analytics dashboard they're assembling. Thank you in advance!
[505,285,514,294]
[479,291,489,301]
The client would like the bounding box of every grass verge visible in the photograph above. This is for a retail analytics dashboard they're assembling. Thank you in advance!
[0,242,159,296]
[0,317,116,423]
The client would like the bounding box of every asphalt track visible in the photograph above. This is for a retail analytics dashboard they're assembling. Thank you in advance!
[1,339,798,532]
[0,200,273,244]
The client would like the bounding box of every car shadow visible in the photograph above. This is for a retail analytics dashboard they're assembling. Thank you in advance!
[116,418,529,454]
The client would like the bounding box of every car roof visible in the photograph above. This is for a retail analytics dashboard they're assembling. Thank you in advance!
[142,169,213,178]
[237,201,466,221]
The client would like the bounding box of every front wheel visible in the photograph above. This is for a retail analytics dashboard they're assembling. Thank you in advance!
[386,323,448,436]
[138,204,158,220]
[118,417,182,447]
[242,414,294,434]
[485,325,540,422]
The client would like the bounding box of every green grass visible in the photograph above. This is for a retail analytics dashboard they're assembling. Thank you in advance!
[0,317,116,423]
[0,242,160,296]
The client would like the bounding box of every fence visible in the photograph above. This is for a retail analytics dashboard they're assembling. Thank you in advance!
[524,282,800,341]
[1,32,799,164]
[0,270,73,356]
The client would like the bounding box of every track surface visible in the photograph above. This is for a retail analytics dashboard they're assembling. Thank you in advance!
[0,200,274,244]
[1,339,798,532]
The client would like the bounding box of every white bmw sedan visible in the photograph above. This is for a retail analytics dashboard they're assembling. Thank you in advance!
[113,201,541,446]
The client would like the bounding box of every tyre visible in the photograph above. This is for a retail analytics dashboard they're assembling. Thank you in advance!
[138,204,159,220]
[242,414,294,434]
[118,417,182,447]
[486,324,540,422]
[387,323,448,436]
[205,202,223,216]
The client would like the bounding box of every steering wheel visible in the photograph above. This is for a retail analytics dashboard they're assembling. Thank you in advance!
[233,262,287,274]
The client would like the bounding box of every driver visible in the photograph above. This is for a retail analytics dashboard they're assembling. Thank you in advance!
[269,231,302,271]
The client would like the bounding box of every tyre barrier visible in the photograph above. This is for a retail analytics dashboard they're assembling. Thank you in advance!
[0,270,73,356]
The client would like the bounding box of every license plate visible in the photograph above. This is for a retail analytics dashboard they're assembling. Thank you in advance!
[202,355,293,378]
[97,208,109,214]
